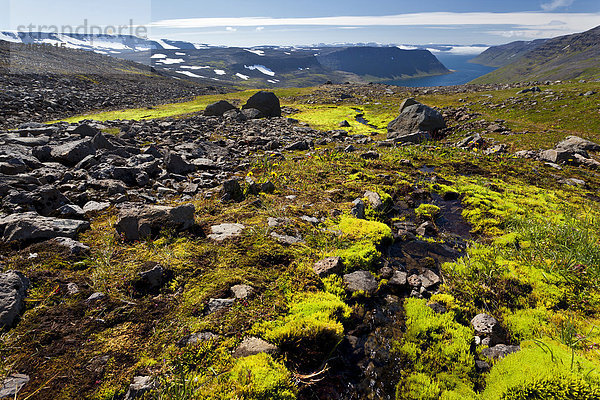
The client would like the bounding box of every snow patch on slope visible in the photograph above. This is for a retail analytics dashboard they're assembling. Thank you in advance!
[244,64,275,76]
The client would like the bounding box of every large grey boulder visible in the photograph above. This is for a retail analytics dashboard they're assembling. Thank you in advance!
[0,271,29,329]
[0,212,90,242]
[115,203,196,241]
[387,101,446,137]
[242,91,281,118]
[51,139,95,165]
[539,149,576,164]
[204,100,236,117]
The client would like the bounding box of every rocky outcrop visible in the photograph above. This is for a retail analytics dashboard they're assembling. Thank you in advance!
[115,204,196,241]
[0,212,90,242]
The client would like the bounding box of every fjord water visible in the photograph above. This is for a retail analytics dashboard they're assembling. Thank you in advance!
[385,54,497,87]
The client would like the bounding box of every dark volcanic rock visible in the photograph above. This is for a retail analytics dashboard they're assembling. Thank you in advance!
[242,91,281,118]
[164,152,196,174]
[204,100,236,117]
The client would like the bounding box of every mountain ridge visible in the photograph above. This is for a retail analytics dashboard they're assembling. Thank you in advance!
[471,25,600,84]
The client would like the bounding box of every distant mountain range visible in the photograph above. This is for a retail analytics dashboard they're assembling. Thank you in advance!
[0,32,488,87]
[471,25,600,84]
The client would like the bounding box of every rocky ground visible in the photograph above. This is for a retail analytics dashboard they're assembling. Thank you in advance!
[1,80,600,400]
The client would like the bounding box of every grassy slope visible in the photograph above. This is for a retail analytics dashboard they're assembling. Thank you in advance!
[5,81,600,399]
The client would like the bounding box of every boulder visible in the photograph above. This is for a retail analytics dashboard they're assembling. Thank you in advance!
[0,271,29,328]
[164,152,195,174]
[241,108,263,119]
[555,136,600,153]
[392,131,432,144]
[184,331,219,346]
[0,212,90,242]
[387,102,445,137]
[220,179,244,202]
[230,284,254,299]
[539,149,576,164]
[242,91,281,117]
[343,271,378,294]
[389,270,408,287]
[138,264,165,290]
[115,203,196,241]
[204,100,236,117]
[206,298,235,314]
[72,123,99,137]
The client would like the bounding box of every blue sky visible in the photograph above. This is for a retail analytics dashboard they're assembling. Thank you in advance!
[2,0,600,47]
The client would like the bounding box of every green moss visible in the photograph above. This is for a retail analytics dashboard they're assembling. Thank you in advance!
[331,242,381,272]
[483,339,600,400]
[398,372,441,400]
[322,274,347,299]
[396,298,475,399]
[252,292,351,350]
[228,354,297,400]
[337,215,393,245]
[415,204,441,220]
[502,307,550,341]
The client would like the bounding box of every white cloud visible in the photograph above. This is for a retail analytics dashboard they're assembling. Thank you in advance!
[256,26,264,31]
[149,12,600,40]
[151,12,598,30]
[541,0,575,11]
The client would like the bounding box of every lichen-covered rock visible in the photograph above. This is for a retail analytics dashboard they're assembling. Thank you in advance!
[471,313,498,336]
[313,257,344,277]
[124,376,156,400]
[0,271,29,329]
